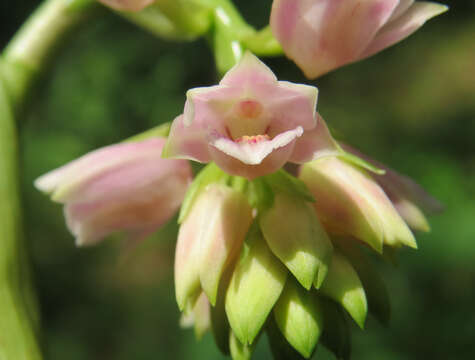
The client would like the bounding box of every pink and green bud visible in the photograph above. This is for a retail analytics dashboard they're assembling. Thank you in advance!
[270,0,448,78]
[318,251,368,329]
[164,52,341,179]
[174,183,253,310]
[341,143,442,232]
[98,0,155,12]
[35,138,191,246]
[299,156,417,252]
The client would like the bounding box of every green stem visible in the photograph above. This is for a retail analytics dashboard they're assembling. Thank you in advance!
[124,1,212,41]
[0,1,99,358]
[241,26,283,57]
[0,76,42,360]
[204,0,255,75]
[1,0,98,112]
[199,0,283,74]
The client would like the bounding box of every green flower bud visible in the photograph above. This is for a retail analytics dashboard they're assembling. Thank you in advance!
[318,251,368,329]
[273,279,324,358]
[225,225,287,345]
[260,193,332,290]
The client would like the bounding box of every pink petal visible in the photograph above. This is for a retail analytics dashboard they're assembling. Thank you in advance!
[37,137,192,246]
[163,115,212,162]
[219,51,277,87]
[387,0,415,22]
[183,85,242,127]
[360,2,448,59]
[289,114,341,163]
[259,81,318,134]
[271,0,399,78]
[65,171,189,246]
[36,138,170,202]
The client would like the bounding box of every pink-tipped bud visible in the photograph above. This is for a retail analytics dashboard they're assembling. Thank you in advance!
[174,184,253,310]
[271,0,448,78]
[35,138,192,246]
[299,157,417,252]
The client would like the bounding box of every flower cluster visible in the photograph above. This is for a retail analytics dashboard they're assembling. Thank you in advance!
[36,1,447,359]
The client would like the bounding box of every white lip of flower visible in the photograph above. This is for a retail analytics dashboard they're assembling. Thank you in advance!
[210,126,304,165]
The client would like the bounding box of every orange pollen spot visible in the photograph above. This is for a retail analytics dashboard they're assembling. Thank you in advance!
[235,134,270,144]
[236,99,263,119]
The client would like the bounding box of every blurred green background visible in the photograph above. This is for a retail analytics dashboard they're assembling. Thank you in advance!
[2,0,475,359]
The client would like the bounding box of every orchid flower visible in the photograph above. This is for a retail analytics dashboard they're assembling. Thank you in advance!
[271,0,448,78]
[163,52,335,179]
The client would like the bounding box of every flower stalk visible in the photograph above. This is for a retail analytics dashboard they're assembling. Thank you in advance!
[0,1,100,358]
[0,76,42,360]
[1,0,98,113]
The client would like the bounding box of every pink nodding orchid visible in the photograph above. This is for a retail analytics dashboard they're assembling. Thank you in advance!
[98,0,155,12]
[35,138,192,246]
[270,0,448,78]
[163,52,335,180]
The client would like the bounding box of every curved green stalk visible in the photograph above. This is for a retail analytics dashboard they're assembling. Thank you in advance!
[0,76,42,360]
[1,0,98,112]
[124,1,212,41]
[199,0,283,74]
[0,1,99,358]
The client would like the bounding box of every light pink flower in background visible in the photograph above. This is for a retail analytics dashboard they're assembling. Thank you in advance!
[35,138,192,246]
[271,0,448,78]
[98,0,155,12]
[164,52,338,179]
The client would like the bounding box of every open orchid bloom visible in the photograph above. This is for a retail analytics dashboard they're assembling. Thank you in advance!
[270,0,448,78]
[163,52,341,179]
[35,138,192,246]
[98,0,155,12]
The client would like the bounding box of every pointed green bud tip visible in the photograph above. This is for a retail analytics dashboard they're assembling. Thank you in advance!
[336,240,391,326]
[318,251,368,329]
[260,193,332,290]
[274,280,324,358]
[178,162,230,223]
[175,182,253,309]
[225,226,287,345]
[229,331,253,360]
